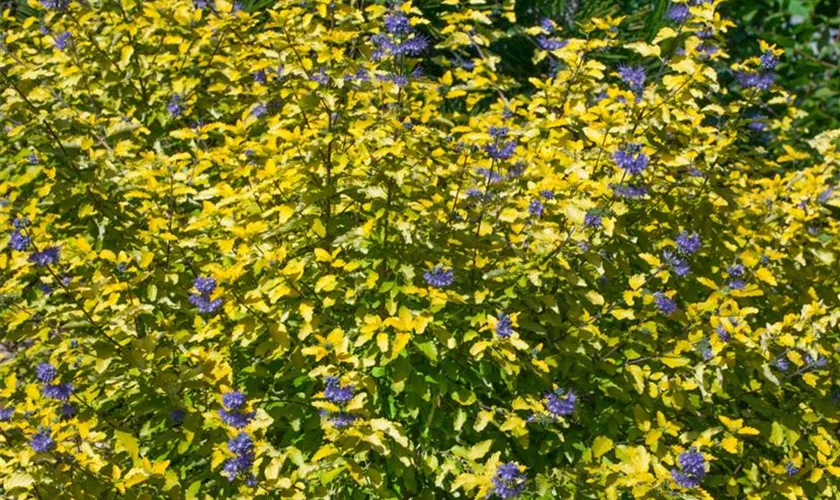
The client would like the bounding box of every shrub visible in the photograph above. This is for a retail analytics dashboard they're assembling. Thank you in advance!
[0,0,838,498]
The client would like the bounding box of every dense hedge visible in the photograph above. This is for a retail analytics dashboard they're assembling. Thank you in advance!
[0,0,839,499]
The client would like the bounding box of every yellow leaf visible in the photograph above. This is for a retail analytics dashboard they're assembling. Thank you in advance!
[377,333,389,352]
[719,416,743,432]
[660,357,690,368]
[592,436,613,459]
[721,436,740,454]
[119,46,134,69]
[755,267,777,286]
[629,274,646,290]
[626,42,660,57]
[652,27,678,44]
[611,309,635,320]
[696,277,718,290]
[586,291,605,306]
[315,275,337,293]
[312,444,338,463]
[123,467,148,489]
[4,472,34,490]
[737,426,760,436]
[140,251,154,269]
[391,332,411,359]
[314,248,332,262]
[311,219,326,238]
[115,430,140,461]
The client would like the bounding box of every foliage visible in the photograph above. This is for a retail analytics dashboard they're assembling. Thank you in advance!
[0,0,839,499]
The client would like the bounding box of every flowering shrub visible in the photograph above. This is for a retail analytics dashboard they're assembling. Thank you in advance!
[0,0,839,498]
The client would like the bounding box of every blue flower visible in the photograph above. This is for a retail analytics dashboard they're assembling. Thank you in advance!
[29,246,60,266]
[222,452,254,481]
[476,168,503,184]
[618,64,646,91]
[540,17,556,33]
[28,153,39,164]
[9,231,32,252]
[613,146,649,175]
[321,410,358,428]
[0,405,13,422]
[584,212,602,228]
[484,141,517,161]
[655,293,678,315]
[528,200,544,217]
[36,362,57,383]
[223,391,247,410]
[218,409,255,429]
[736,71,774,90]
[424,266,454,288]
[728,279,745,290]
[40,0,68,9]
[60,403,76,419]
[167,94,185,117]
[773,357,789,371]
[675,231,701,255]
[493,462,527,499]
[252,103,267,118]
[489,126,509,138]
[169,409,185,425]
[189,294,223,314]
[785,461,799,476]
[611,183,648,198]
[715,325,731,342]
[663,250,690,277]
[194,276,217,295]
[227,432,253,455]
[42,383,74,401]
[540,190,555,200]
[54,31,71,50]
[670,447,706,488]
[667,3,690,23]
[384,13,412,36]
[760,51,778,71]
[13,217,30,229]
[324,376,354,405]
[545,388,576,416]
[537,37,568,50]
[495,312,513,339]
[399,35,429,56]
[31,428,55,453]
[252,70,267,84]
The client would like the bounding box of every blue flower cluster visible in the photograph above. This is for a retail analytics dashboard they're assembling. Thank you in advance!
[495,312,513,339]
[371,13,428,61]
[218,390,255,429]
[219,390,256,483]
[675,231,701,255]
[667,3,690,23]
[493,462,527,498]
[670,447,706,488]
[37,363,75,402]
[424,265,454,288]
[189,276,223,314]
[613,144,649,175]
[544,388,577,417]
[617,65,646,92]
[167,94,185,117]
[655,293,678,315]
[223,432,255,482]
[31,427,55,453]
[322,376,358,428]
[29,246,60,267]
